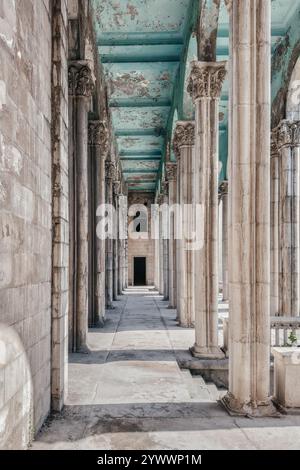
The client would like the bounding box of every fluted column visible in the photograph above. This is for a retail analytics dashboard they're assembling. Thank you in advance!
[173,122,195,327]
[118,193,127,294]
[162,183,169,300]
[219,181,229,302]
[113,180,120,301]
[88,121,108,326]
[166,162,177,308]
[153,202,160,291]
[158,193,165,295]
[276,121,300,316]
[222,0,276,416]
[270,131,280,316]
[105,161,115,308]
[68,62,94,352]
[188,61,227,358]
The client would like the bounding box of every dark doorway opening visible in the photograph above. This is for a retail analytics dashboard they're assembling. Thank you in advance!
[134,257,146,286]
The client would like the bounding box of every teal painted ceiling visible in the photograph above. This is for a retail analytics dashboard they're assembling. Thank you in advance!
[93,0,194,192]
[93,0,300,191]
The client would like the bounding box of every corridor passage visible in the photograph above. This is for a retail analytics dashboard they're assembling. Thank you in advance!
[33,288,300,450]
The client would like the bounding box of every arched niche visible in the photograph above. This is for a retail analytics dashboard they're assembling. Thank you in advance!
[286,56,300,120]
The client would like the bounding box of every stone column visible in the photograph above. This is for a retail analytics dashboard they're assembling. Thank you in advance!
[158,194,165,295]
[222,0,276,416]
[118,193,126,294]
[113,180,120,301]
[270,131,280,316]
[166,162,177,308]
[173,121,195,327]
[220,181,229,302]
[88,121,108,326]
[162,184,169,300]
[105,161,115,308]
[276,121,300,316]
[153,201,160,291]
[188,61,227,358]
[68,61,94,352]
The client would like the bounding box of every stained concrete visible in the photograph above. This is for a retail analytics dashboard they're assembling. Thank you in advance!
[33,288,300,450]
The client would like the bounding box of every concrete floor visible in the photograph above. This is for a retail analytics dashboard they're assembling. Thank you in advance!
[33,287,300,450]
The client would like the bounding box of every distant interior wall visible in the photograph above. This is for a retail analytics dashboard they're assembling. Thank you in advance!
[128,193,155,286]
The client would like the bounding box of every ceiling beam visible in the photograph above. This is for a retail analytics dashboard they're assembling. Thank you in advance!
[198,0,221,61]
[97,32,184,47]
[115,129,166,137]
[110,98,172,108]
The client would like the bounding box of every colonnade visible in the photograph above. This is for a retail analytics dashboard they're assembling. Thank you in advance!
[68,60,129,353]
[153,0,300,416]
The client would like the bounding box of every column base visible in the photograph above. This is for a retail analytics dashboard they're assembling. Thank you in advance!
[191,344,225,359]
[221,392,280,417]
[92,318,105,328]
[106,304,115,310]
[178,321,194,328]
[76,344,90,355]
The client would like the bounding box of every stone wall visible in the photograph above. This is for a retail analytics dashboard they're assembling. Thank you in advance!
[0,0,53,448]
[51,0,69,413]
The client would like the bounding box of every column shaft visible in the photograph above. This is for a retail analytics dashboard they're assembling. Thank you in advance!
[166,163,177,308]
[88,121,108,326]
[188,61,227,358]
[221,183,229,302]
[173,122,195,327]
[223,0,275,416]
[270,134,280,315]
[68,62,94,352]
[105,162,114,308]
[276,121,300,316]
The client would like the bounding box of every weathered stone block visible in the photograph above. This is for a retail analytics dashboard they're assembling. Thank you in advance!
[272,347,300,409]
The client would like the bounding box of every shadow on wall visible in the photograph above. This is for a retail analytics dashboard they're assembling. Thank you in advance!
[0,323,33,450]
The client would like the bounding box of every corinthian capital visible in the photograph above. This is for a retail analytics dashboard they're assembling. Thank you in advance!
[165,162,177,182]
[68,61,95,97]
[275,120,300,150]
[88,120,109,155]
[187,61,227,101]
[105,161,116,180]
[224,0,232,13]
[173,121,195,159]
[219,180,228,197]
[113,180,121,196]
[271,129,279,157]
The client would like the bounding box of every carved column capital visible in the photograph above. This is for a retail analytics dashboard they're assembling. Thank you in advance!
[275,120,300,150]
[271,129,279,157]
[165,162,177,182]
[157,193,165,205]
[224,0,232,14]
[173,121,195,159]
[161,180,169,197]
[113,180,121,196]
[187,61,227,101]
[219,180,228,199]
[68,61,95,97]
[88,120,109,151]
[105,161,116,180]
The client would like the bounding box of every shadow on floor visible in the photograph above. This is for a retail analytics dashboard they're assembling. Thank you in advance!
[69,348,194,364]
